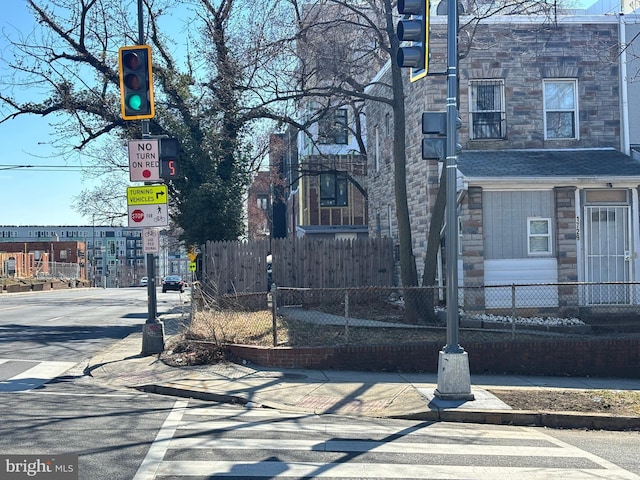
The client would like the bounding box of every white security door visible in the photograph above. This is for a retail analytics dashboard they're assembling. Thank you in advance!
[584,206,631,304]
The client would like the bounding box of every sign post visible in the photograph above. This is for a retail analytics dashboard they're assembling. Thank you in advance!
[126,184,168,355]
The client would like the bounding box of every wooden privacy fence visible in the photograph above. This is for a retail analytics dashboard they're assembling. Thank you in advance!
[201,236,395,294]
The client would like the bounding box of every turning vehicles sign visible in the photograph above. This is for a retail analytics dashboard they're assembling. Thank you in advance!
[127,185,168,227]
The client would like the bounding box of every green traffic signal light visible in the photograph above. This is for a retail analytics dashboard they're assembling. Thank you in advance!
[127,93,143,111]
[118,45,155,120]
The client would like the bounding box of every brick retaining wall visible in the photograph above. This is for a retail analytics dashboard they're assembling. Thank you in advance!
[228,338,640,377]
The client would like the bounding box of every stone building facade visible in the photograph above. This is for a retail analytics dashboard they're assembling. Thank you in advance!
[366,14,640,313]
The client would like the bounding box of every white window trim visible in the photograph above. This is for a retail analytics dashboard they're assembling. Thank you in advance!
[527,217,552,256]
[543,79,579,140]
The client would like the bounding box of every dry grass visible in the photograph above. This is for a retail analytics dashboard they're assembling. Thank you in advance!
[182,309,553,348]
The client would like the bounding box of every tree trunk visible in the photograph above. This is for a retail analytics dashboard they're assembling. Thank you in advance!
[421,164,447,323]
[390,58,423,322]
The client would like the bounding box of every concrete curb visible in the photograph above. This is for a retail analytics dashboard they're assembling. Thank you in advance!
[397,409,640,430]
[136,382,640,430]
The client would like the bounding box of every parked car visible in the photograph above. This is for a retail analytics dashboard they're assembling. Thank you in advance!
[162,275,184,293]
[140,276,148,287]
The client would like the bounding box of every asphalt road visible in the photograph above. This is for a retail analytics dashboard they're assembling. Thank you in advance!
[134,401,640,479]
[0,287,191,479]
[0,287,189,361]
[0,383,178,479]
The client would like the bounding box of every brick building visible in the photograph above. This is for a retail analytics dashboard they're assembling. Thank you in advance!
[0,241,86,279]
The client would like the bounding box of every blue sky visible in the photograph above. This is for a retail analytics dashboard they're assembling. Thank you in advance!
[0,3,95,226]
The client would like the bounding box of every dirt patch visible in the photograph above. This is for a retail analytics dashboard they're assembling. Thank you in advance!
[489,388,640,416]
[161,339,228,367]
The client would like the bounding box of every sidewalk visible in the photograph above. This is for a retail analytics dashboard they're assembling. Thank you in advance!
[86,327,640,431]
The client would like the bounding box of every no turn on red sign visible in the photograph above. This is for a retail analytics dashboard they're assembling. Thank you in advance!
[128,139,160,182]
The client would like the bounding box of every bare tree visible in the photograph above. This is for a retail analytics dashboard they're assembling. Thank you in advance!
[0,0,265,245]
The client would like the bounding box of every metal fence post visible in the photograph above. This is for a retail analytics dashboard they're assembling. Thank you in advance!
[511,284,516,339]
[344,289,350,344]
[271,283,278,347]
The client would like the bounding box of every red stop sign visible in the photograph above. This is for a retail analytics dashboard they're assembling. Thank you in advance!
[131,209,145,222]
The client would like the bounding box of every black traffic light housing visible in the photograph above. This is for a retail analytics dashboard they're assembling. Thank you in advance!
[118,45,155,120]
[396,0,429,82]
[422,112,462,160]
[159,138,180,181]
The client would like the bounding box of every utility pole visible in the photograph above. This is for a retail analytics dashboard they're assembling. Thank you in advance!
[434,0,473,400]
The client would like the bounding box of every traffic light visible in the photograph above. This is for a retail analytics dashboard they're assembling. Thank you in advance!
[118,45,155,120]
[422,112,462,160]
[396,0,429,82]
[159,137,180,181]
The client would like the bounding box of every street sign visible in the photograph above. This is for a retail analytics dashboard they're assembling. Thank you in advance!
[189,262,196,271]
[127,185,167,206]
[128,139,160,181]
[142,228,160,254]
[128,204,169,227]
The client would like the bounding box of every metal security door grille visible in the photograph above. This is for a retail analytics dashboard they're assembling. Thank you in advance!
[584,206,631,304]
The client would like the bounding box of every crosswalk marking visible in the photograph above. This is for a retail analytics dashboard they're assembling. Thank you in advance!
[133,400,189,480]
[133,403,640,480]
[168,436,576,457]
[0,358,76,392]
[155,461,634,479]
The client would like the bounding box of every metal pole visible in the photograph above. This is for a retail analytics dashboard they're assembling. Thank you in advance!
[139,0,155,324]
[138,0,163,354]
[146,253,158,323]
[434,0,473,400]
[444,0,461,354]
[137,0,144,45]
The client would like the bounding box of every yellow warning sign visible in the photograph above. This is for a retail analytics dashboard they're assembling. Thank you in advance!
[127,185,168,206]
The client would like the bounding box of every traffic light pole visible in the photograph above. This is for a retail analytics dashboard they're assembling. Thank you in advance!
[137,0,164,355]
[140,136,164,355]
[434,0,473,400]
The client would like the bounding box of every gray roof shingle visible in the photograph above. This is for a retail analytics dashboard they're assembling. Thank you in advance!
[456,148,640,178]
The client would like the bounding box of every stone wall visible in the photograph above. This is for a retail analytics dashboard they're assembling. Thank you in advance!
[461,186,485,311]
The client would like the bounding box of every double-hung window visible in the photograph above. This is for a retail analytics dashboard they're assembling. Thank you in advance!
[528,218,552,255]
[469,80,505,139]
[543,79,578,139]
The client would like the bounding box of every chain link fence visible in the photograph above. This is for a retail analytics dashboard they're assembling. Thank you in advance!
[37,261,82,280]
[187,281,640,348]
